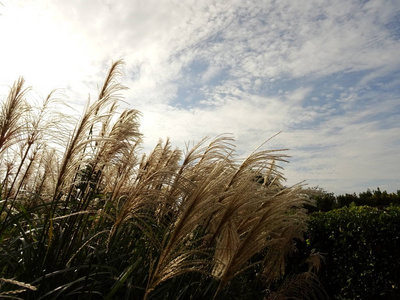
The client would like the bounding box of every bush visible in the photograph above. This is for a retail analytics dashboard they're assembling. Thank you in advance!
[307,206,400,299]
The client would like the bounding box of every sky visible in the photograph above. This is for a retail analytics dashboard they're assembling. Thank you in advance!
[0,0,399,195]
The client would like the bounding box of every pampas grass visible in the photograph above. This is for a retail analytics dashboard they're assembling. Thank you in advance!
[0,61,322,299]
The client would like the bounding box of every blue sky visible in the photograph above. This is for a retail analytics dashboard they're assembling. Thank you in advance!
[0,0,399,194]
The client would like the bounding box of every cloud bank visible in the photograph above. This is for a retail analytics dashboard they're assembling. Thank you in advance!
[0,0,399,194]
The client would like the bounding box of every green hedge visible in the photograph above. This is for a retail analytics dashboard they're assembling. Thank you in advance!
[307,206,400,299]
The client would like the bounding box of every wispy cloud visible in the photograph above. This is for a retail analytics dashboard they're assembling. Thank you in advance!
[0,0,399,194]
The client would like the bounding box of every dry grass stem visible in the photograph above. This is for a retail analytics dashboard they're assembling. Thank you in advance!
[0,60,317,300]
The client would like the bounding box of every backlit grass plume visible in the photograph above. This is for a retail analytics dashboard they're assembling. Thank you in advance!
[0,61,322,299]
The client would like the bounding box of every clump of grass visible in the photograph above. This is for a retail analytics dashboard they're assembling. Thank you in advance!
[0,60,322,299]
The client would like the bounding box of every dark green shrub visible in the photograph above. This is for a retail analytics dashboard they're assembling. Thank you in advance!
[302,187,336,212]
[336,193,358,208]
[307,206,400,299]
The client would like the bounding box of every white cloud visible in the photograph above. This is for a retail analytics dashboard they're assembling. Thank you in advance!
[0,0,399,194]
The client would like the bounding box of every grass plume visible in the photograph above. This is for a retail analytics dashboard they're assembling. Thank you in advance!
[0,61,320,299]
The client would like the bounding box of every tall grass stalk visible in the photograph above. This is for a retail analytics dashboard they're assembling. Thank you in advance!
[0,61,321,299]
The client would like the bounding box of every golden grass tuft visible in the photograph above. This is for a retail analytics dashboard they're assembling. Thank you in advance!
[0,60,320,299]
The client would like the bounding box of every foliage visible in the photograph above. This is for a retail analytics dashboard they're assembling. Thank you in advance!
[0,61,317,299]
[307,206,400,299]
[303,187,400,212]
[301,187,336,213]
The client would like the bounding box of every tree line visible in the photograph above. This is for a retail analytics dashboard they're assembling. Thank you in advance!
[303,187,400,212]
